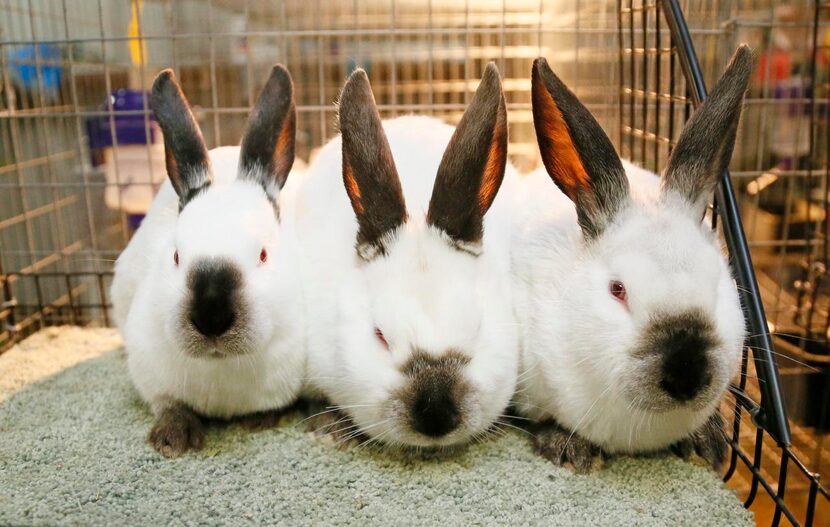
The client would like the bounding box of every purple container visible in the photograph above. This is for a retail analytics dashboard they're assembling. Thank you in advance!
[86,89,156,150]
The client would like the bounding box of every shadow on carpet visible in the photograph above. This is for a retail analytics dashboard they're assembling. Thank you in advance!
[0,349,753,526]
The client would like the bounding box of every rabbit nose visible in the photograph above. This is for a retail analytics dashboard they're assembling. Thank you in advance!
[188,258,241,338]
[401,350,471,439]
[661,344,712,401]
[410,378,461,438]
[639,310,718,403]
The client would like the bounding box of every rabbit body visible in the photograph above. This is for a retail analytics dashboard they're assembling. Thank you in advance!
[511,160,744,454]
[296,110,520,447]
[113,147,306,419]
[112,65,303,459]
[510,47,754,464]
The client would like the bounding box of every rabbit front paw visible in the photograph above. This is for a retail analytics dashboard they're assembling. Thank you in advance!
[531,419,602,474]
[148,402,205,458]
[670,412,727,470]
[238,408,290,431]
[304,402,366,448]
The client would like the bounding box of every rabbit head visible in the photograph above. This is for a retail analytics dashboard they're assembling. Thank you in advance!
[150,65,296,359]
[527,47,752,450]
[330,64,517,448]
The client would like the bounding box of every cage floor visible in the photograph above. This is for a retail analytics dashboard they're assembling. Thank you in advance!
[0,328,753,526]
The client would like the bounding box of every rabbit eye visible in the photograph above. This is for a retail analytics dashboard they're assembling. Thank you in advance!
[259,248,268,264]
[173,250,179,267]
[609,280,627,306]
[374,327,389,349]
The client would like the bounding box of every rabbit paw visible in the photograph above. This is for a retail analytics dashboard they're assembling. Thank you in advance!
[531,419,601,474]
[148,402,205,458]
[670,412,727,470]
[304,403,366,448]
[238,408,289,431]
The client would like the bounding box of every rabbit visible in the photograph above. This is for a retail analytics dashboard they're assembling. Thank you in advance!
[110,65,305,457]
[510,46,753,473]
[294,63,520,449]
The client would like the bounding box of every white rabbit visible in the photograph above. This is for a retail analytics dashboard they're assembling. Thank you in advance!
[110,65,305,457]
[295,63,520,448]
[511,46,753,472]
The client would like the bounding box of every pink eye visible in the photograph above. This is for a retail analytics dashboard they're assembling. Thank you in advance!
[609,280,627,306]
[173,250,179,266]
[259,248,268,264]
[374,327,389,349]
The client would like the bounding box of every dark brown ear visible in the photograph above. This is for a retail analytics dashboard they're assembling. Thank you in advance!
[151,69,212,209]
[239,64,296,200]
[662,45,753,218]
[427,62,507,255]
[339,69,408,260]
[531,57,629,239]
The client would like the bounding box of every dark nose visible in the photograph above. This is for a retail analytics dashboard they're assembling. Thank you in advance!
[659,326,713,402]
[188,259,241,338]
[410,377,461,438]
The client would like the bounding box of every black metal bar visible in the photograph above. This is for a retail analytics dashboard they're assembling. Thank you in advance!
[96,273,110,327]
[659,0,792,446]
[771,449,790,527]
[32,273,45,331]
[744,427,764,508]
[805,479,818,526]
[64,274,78,325]
[722,351,749,483]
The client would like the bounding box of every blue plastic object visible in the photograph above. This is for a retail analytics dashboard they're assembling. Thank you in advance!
[6,43,62,99]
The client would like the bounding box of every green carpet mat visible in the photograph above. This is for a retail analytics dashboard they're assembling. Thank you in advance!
[0,330,752,526]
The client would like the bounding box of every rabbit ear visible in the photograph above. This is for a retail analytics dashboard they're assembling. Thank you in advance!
[662,45,753,218]
[339,69,408,260]
[151,69,211,209]
[239,64,296,199]
[532,57,629,239]
[427,62,507,255]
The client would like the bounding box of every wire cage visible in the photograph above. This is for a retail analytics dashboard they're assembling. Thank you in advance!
[0,0,828,525]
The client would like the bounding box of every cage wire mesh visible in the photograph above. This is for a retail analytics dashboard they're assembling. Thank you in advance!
[1,0,829,524]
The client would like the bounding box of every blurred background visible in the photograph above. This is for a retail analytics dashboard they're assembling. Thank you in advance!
[0,1,828,524]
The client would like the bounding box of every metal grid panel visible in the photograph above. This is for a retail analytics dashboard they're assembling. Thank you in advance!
[725,0,830,415]
[0,0,624,348]
[1,1,829,525]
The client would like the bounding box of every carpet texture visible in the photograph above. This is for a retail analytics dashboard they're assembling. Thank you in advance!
[0,328,753,526]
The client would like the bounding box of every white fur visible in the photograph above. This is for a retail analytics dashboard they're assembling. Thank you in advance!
[295,115,520,448]
[111,146,306,419]
[511,160,745,453]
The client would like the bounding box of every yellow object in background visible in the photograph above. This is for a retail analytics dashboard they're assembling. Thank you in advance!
[128,0,146,66]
